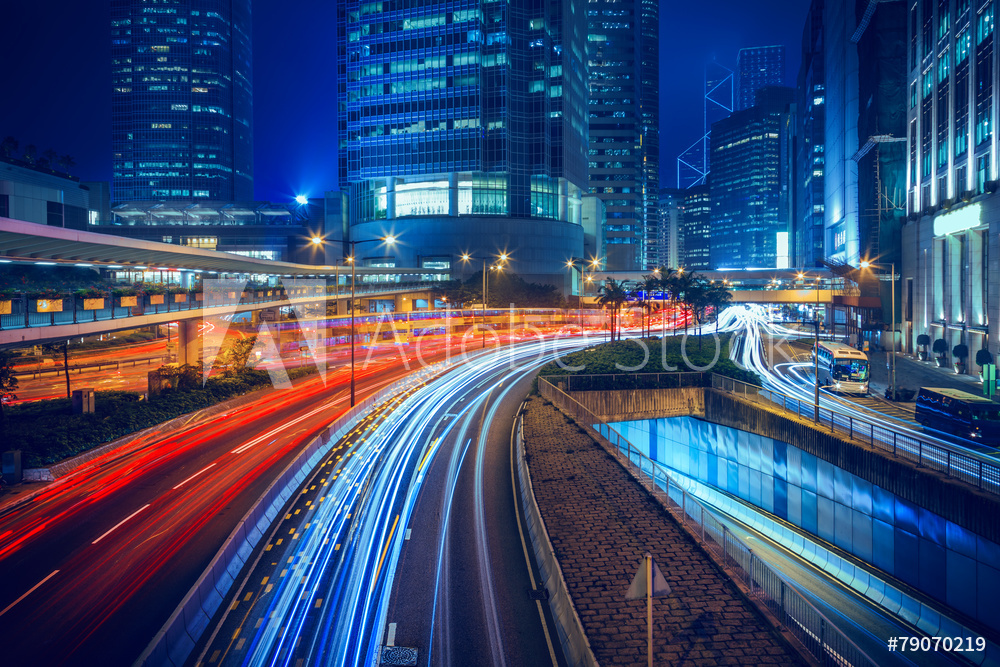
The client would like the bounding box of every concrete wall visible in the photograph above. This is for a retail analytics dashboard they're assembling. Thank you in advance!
[562,387,704,422]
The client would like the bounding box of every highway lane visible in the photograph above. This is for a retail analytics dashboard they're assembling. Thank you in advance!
[194,336,589,667]
[0,338,463,665]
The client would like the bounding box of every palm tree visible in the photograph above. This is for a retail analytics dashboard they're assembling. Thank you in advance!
[637,274,661,337]
[706,282,733,333]
[663,269,694,335]
[43,148,58,170]
[0,137,17,159]
[597,278,629,341]
[22,144,37,165]
[59,154,76,175]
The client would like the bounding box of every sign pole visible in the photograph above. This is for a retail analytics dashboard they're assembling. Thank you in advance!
[646,553,653,667]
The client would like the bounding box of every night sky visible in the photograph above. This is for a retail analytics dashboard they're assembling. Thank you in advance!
[0,0,808,202]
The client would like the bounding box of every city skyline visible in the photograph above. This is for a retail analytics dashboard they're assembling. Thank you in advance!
[0,0,808,202]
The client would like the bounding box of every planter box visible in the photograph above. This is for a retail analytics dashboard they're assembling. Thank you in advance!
[173,293,187,303]
[936,357,949,367]
[36,299,63,313]
[149,295,165,305]
[120,296,138,307]
[0,300,10,315]
[83,298,105,310]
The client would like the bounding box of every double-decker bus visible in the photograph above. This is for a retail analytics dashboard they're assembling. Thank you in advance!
[813,341,870,394]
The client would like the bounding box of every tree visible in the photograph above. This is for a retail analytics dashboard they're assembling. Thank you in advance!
[597,278,629,341]
[40,341,71,399]
[662,269,695,335]
[223,335,258,374]
[0,137,17,159]
[58,154,76,175]
[22,144,37,165]
[42,148,58,170]
[636,274,661,337]
[0,351,19,427]
[705,282,734,333]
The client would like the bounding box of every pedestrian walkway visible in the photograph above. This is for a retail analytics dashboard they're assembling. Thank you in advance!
[867,347,986,399]
[521,396,805,666]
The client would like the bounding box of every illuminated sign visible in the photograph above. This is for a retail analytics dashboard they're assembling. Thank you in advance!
[933,203,982,236]
[776,232,789,269]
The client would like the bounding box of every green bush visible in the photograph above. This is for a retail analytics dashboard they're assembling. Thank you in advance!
[5,370,274,468]
[537,334,761,387]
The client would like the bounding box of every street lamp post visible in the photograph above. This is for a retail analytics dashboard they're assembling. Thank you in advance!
[343,235,395,406]
[861,260,896,397]
[461,252,508,348]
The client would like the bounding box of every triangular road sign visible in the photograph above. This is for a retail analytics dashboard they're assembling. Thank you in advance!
[625,553,671,600]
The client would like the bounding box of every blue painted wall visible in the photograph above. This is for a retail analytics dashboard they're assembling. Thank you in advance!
[612,416,1000,631]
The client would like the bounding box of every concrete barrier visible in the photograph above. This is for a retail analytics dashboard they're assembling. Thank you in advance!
[515,413,598,667]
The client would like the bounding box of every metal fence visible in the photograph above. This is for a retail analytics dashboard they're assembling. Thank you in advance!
[543,371,707,392]
[710,375,1000,497]
[0,282,432,331]
[538,377,878,667]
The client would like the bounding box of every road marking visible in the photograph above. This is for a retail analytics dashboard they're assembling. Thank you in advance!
[235,638,246,650]
[386,622,397,646]
[0,570,59,618]
[261,577,268,585]
[314,597,323,608]
[172,463,217,490]
[374,514,400,582]
[92,503,150,544]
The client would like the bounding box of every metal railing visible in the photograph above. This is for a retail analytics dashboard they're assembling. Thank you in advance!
[542,371,707,392]
[0,281,433,331]
[539,377,877,667]
[710,374,1000,497]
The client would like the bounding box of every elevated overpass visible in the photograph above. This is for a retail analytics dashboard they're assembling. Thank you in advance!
[0,217,446,346]
[578,268,842,305]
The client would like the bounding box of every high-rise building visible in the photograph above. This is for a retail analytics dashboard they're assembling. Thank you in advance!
[656,189,682,269]
[736,45,785,111]
[710,87,795,269]
[795,0,826,267]
[336,1,588,284]
[902,0,997,383]
[110,0,254,203]
[680,183,711,270]
[587,0,659,271]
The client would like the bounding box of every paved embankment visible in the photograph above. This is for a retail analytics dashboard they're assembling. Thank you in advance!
[521,395,806,666]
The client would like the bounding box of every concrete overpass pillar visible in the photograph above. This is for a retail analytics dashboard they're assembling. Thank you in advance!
[394,294,412,312]
[177,319,201,367]
[387,177,397,220]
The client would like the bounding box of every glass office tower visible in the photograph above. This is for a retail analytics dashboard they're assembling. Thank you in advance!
[110,0,254,203]
[735,45,785,111]
[587,0,659,271]
[336,1,588,281]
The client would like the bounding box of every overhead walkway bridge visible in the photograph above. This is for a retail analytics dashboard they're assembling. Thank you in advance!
[0,218,446,346]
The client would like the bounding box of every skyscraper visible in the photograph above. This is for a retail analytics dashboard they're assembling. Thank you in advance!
[795,0,826,267]
[680,183,711,270]
[110,0,254,203]
[336,1,588,282]
[736,45,785,111]
[710,87,795,269]
[587,0,659,271]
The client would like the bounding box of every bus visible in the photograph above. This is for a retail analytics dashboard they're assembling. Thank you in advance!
[813,341,870,394]
[915,387,1000,443]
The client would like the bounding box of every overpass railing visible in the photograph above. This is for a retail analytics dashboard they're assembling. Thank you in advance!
[0,281,431,331]
[537,377,877,667]
[710,375,1000,498]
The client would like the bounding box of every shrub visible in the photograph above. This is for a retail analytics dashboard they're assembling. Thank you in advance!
[976,348,994,367]
[916,334,931,347]
[932,338,949,355]
[953,343,969,359]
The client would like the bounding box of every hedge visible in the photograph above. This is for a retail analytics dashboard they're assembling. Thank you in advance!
[537,334,761,387]
[3,369,277,468]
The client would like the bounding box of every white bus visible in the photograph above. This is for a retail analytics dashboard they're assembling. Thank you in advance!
[813,341,870,394]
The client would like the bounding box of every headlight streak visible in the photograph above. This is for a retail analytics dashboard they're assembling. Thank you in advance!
[235,336,590,667]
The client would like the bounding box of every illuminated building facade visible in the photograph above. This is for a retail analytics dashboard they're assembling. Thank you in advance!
[587,0,659,271]
[110,0,254,203]
[795,0,826,267]
[336,0,588,282]
[680,183,711,270]
[709,87,795,269]
[902,0,1000,371]
[736,45,785,111]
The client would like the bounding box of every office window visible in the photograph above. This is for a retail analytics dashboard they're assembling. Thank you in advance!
[978,6,994,44]
[0,194,7,218]
[46,201,63,227]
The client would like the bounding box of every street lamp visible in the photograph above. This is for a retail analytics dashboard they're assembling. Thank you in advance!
[345,235,396,406]
[861,259,897,397]
[295,194,309,206]
[460,252,509,348]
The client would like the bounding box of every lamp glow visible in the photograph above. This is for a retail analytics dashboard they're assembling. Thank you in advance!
[295,195,309,205]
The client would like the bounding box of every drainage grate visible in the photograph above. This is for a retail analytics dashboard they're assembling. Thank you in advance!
[380,646,418,666]
[527,587,549,600]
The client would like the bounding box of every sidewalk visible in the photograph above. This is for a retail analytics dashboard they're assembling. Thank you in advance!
[867,347,986,400]
[522,397,804,666]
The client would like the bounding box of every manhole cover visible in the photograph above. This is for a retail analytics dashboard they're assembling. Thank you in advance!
[380,646,418,666]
